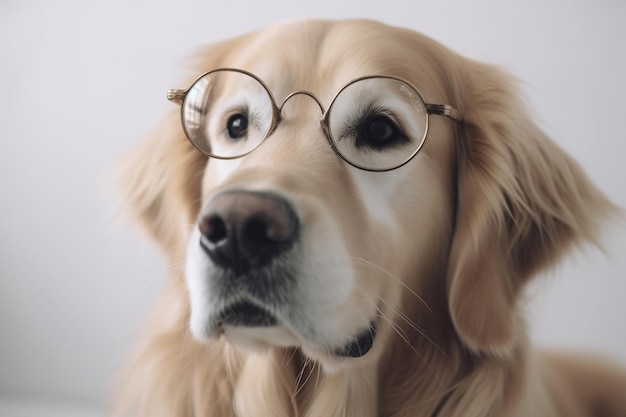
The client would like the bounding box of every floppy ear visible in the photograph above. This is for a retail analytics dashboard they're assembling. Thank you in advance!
[447,61,617,357]
[119,109,206,261]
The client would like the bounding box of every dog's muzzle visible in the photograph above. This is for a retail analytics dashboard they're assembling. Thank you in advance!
[196,190,377,357]
[197,190,299,332]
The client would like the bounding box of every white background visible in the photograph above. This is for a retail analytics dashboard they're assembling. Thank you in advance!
[1,0,625,413]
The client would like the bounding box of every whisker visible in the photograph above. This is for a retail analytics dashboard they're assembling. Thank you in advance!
[295,356,309,389]
[165,260,187,274]
[377,306,434,372]
[351,257,432,313]
[315,360,321,389]
[293,356,313,399]
[282,348,298,368]
[375,295,447,357]
[350,282,447,372]
[335,292,417,374]
[349,284,432,367]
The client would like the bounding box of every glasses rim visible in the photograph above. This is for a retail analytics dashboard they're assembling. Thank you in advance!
[167,68,462,172]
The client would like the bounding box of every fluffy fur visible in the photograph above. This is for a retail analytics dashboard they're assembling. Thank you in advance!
[114,19,626,417]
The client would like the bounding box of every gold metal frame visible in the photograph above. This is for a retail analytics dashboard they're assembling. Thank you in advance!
[168,68,462,172]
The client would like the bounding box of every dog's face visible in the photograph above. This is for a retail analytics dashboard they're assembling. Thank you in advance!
[182,21,459,368]
[124,19,611,374]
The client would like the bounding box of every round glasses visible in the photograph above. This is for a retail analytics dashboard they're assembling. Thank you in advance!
[168,68,461,172]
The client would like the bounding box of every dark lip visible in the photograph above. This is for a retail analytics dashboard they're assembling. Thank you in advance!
[215,300,279,328]
[211,298,377,358]
[333,321,377,358]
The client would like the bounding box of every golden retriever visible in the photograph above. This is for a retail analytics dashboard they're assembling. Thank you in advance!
[115,19,626,417]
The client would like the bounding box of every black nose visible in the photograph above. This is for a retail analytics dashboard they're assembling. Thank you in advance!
[198,191,299,274]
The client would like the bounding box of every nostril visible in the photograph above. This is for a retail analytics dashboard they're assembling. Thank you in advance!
[200,215,228,244]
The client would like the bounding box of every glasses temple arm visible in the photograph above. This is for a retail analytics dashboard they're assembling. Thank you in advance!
[426,103,462,122]
[167,89,187,104]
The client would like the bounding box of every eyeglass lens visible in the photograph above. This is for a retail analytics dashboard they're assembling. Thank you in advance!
[182,70,275,158]
[181,70,429,170]
[326,78,428,170]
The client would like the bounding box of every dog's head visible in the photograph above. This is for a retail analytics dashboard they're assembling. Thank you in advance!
[122,19,614,369]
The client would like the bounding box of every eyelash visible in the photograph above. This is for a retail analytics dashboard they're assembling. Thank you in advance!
[338,105,402,140]
[336,106,371,138]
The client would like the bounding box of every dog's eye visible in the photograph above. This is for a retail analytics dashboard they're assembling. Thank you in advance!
[226,113,248,139]
[356,114,407,150]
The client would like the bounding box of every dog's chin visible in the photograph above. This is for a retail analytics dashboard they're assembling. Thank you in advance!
[198,302,378,365]
[222,325,300,351]
[220,321,378,371]
[204,300,299,349]
[217,327,379,375]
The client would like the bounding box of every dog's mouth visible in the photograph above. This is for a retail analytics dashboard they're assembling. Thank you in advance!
[333,322,377,358]
[214,300,279,329]
[211,300,377,358]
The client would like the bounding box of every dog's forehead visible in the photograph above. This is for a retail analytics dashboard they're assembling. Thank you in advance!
[226,20,431,99]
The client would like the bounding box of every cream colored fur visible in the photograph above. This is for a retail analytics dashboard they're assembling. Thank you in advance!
[114,19,626,417]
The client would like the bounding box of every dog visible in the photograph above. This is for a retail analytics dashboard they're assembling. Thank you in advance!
[115,19,626,417]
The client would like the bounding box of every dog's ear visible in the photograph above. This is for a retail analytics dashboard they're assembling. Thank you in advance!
[118,37,250,261]
[447,61,617,357]
[119,109,206,261]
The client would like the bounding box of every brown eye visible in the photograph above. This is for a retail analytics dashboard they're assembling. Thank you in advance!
[226,113,248,139]
[356,114,407,149]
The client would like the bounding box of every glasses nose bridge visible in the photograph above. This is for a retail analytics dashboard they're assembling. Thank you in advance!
[278,90,327,115]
